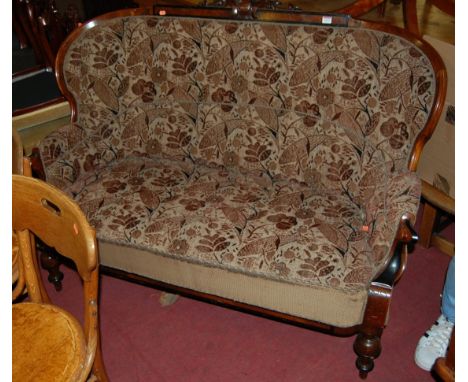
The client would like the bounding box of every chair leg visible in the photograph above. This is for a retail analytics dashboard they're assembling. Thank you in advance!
[419,201,437,248]
[378,0,387,17]
[92,335,109,382]
[30,235,52,303]
[353,283,392,379]
[402,0,421,36]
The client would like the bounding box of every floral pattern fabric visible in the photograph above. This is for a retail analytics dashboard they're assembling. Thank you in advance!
[38,16,433,293]
[66,156,419,293]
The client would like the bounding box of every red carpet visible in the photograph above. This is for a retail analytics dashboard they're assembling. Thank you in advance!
[42,220,453,382]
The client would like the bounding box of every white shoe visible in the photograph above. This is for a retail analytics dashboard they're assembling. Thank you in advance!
[414,314,454,371]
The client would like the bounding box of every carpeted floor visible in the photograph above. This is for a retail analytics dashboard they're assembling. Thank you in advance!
[42,218,453,382]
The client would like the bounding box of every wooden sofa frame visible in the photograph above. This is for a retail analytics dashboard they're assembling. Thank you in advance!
[30,2,447,378]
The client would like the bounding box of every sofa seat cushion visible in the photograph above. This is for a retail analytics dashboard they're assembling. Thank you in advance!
[69,156,377,298]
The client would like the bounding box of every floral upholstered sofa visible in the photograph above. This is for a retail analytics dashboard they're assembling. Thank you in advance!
[35,5,445,377]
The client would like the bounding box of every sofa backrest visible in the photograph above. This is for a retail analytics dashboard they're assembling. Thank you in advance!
[58,11,444,192]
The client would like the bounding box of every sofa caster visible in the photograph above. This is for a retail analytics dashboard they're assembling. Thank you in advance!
[356,357,373,379]
[358,370,369,380]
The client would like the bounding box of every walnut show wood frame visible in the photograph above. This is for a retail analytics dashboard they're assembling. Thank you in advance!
[36,2,447,378]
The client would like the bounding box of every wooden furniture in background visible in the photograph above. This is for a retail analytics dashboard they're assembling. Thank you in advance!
[12,0,81,116]
[403,0,455,36]
[80,0,138,19]
[416,34,454,256]
[13,0,81,73]
[134,0,388,16]
[419,180,454,256]
[434,327,455,381]
[12,175,108,381]
[331,0,387,16]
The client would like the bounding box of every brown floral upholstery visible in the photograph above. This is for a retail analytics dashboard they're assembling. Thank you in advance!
[64,155,419,294]
[38,16,433,318]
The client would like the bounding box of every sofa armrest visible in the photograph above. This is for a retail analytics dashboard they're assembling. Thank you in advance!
[41,137,109,190]
[37,122,86,170]
[363,171,421,277]
[36,122,115,190]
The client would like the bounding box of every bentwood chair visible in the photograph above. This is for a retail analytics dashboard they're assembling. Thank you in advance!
[13,130,25,299]
[12,129,38,302]
[12,130,53,303]
[13,129,35,178]
[12,175,108,381]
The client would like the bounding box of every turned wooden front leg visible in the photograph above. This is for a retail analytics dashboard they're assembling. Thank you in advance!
[354,326,383,378]
[354,283,392,379]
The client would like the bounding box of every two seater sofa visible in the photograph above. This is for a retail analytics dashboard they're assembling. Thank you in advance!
[34,4,446,377]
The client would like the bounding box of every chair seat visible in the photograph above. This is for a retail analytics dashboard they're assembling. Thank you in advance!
[13,302,86,382]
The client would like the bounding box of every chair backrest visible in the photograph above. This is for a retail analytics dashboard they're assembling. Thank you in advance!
[13,130,33,177]
[12,175,97,282]
[12,130,24,175]
[12,174,100,381]
[12,131,34,301]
